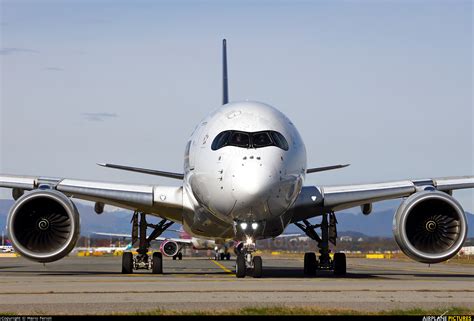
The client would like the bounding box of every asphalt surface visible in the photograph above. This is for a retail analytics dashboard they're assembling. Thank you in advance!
[0,255,472,314]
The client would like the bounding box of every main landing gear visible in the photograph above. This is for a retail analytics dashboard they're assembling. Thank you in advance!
[214,247,231,261]
[295,212,346,277]
[172,252,183,260]
[235,238,262,278]
[121,211,173,274]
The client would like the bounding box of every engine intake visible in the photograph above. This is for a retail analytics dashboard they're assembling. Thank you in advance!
[7,190,80,263]
[160,240,179,257]
[393,191,467,264]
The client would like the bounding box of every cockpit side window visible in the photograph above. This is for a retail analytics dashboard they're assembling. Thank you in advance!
[270,131,289,151]
[211,130,289,151]
[211,131,232,150]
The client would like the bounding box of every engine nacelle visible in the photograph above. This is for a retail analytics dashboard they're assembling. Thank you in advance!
[393,191,467,264]
[160,240,179,257]
[7,190,80,263]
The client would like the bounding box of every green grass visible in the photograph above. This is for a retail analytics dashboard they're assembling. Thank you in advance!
[120,306,474,316]
[4,305,471,316]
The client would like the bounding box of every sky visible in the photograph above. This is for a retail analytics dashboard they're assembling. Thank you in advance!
[0,0,472,212]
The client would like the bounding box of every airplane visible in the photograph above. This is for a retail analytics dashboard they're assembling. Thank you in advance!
[0,238,14,253]
[94,229,300,261]
[0,39,472,278]
[0,246,14,253]
[74,242,133,255]
[92,231,196,260]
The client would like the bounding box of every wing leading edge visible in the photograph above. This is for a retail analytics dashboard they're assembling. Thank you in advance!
[0,174,184,223]
[290,176,474,223]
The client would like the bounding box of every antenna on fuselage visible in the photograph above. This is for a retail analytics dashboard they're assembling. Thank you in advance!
[222,39,229,105]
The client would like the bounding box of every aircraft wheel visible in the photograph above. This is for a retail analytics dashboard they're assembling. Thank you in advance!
[121,252,133,274]
[235,254,246,278]
[172,255,177,260]
[220,253,225,260]
[252,256,263,278]
[152,252,163,274]
[225,253,231,260]
[178,252,183,260]
[304,252,317,276]
[334,253,346,276]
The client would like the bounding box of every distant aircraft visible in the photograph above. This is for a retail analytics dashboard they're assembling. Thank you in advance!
[0,246,14,253]
[74,243,133,255]
[1,40,472,278]
[93,230,300,261]
[0,238,14,253]
[92,231,199,260]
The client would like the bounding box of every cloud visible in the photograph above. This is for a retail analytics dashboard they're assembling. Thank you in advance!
[0,47,39,55]
[81,112,118,122]
[44,67,64,71]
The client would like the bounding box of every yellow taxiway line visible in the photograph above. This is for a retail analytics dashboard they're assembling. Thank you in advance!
[211,259,235,275]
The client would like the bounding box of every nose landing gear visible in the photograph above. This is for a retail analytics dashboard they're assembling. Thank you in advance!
[121,211,173,274]
[295,212,347,277]
[235,237,262,278]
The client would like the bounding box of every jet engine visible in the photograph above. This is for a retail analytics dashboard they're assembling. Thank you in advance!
[160,240,179,257]
[7,189,80,263]
[393,191,467,264]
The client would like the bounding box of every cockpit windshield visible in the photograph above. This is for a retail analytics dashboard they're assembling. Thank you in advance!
[229,132,250,147]
[211,130,289,151]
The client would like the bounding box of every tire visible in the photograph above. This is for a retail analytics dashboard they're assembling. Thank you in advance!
[121,252,133,274]
[178,252,183,260]
[252,256,263,278]
[235,254,246,278]
[172,255,177,260]
[225,253,231,260]
[333,252,346,276]
[220,253,225,260]
[152,252,163,274]
[304,252,317,276]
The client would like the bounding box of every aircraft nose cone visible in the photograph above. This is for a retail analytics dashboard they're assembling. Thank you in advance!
[231,159,278,207]
[234,167,272,196]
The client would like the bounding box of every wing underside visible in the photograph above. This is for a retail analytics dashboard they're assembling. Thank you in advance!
[290,176,474,222]
[0,174,184,223]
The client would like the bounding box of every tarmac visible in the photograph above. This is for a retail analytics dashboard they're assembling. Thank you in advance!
[0,255,472,314]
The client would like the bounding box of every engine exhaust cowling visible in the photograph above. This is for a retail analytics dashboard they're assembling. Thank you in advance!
[7,189,80,263]
[393,191,467,264]
[160,240,179,257]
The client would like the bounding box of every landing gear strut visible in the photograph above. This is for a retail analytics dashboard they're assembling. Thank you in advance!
[235,238,262,278]
[121,211,173,274]
[215,248,231,261]
[295,212,346,276]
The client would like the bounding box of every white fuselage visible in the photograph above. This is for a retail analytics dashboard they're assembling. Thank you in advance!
[181,101,307,241]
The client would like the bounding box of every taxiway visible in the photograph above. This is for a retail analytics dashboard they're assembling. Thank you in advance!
[0,255,472,314]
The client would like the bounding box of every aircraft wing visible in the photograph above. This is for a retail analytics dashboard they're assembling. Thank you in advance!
[155,237,193,244]
[0,174,184,223]
[92,232,193,245]
[290,176,474,222]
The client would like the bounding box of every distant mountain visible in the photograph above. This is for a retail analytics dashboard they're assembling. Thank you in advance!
[284,200,474,238]
[0,198,473,238]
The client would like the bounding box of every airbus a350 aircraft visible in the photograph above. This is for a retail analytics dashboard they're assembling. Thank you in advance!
[1,40,472,278]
